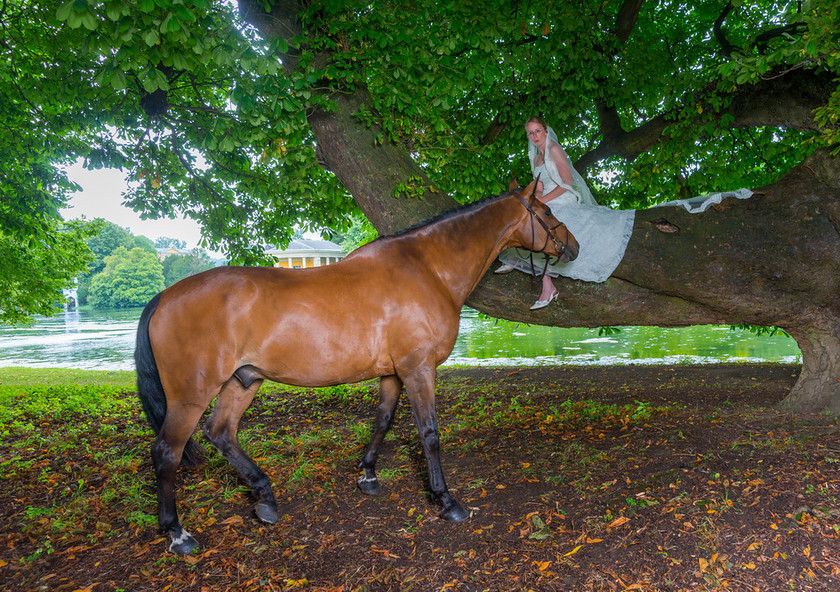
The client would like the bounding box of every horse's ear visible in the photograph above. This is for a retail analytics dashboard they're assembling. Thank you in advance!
[521,179,538,205]
[508,177,519,192]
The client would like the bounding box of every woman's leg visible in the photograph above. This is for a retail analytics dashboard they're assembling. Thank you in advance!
[530,274,559,310]
[538,274,557,301]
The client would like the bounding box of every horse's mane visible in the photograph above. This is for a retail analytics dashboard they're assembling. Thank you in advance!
[387,190,513,238]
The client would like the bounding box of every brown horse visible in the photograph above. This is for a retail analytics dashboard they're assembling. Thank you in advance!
[135,181,578,554]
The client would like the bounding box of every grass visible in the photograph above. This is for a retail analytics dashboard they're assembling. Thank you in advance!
[0,367,136,388]
[0,368,153,548]
[0,366,678,564]
[4,365,840,591]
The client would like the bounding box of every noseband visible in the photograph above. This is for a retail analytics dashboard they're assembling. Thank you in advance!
[512,177,569,275]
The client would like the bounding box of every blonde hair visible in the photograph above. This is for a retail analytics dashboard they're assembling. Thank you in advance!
[525,117,548,131]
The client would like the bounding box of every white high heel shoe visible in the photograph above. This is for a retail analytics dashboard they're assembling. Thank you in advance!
[494,263,516,274]
[529,289,559,310]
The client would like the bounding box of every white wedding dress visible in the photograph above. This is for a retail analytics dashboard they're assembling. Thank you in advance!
[499,130,635,283]
[498,128,753,283]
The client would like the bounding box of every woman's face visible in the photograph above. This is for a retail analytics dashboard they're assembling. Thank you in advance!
[526,123,547,148]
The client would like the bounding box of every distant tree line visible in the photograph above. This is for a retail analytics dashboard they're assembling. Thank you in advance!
[77,220,217,308]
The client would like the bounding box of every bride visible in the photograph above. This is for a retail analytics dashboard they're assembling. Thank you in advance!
[496,117,635,309]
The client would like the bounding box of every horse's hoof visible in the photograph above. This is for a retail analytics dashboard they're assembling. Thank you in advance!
[357,475,382,496]
[255,501,278,524]
[168,529,199,555]
[440,501,470,522]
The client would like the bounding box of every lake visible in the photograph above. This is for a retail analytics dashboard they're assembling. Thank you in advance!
[0,307,801,372]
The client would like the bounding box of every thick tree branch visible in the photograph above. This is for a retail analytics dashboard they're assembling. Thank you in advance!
[577,68,835,172]
[713,2,737,57]
[614,0,644,44]
[480,113,507,146]
[238,0,302,72]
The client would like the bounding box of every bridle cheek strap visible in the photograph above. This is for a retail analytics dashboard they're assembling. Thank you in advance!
[512,183,568,278]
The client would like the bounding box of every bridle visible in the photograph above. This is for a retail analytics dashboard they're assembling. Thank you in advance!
[511,175,569,276]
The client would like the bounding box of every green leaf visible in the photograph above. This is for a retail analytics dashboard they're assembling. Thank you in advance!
[111,70,127,91]
[529,515,552,540]
[56,1,75,21]
[143,29,160,47]
[80,13,98,31]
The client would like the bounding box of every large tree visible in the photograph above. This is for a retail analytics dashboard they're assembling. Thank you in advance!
[87,245,165,307]
[3,1,839,411]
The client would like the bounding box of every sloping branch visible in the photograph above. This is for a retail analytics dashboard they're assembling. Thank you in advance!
[614,0,644,44]
[576,68,835,172]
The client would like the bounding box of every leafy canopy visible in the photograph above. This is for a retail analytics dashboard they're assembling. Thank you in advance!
[0,220,94,324]
[3,0,838,269]
[307,0,838,206]
[5,0,354,264]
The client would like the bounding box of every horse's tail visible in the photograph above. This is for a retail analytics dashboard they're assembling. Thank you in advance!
[135,292,204,466]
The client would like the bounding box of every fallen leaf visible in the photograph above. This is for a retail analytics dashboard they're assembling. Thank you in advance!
[529,515,551,540]
[563,545,583,557]
[607,516,629,528]
[220,515,244,526]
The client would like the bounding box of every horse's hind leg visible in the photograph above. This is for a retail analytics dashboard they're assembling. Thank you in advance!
[358,375,402,496]
[153,405,207,555]
[203,377,278,524]
[403,366,469,522]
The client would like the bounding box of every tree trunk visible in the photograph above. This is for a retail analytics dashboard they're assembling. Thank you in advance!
[241,0,840,414]
[781,321,840,415]
[307,87,454,234]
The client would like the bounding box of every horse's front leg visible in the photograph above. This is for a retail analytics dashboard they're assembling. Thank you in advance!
[403,367,469,522]
[358,375,402,496]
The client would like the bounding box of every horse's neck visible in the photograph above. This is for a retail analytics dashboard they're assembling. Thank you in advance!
[406,196,523,305]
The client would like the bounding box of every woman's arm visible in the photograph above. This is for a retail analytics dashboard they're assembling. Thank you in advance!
[535,144,576,203]
[549,144,574,186]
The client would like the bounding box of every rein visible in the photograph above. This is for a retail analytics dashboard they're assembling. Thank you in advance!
[512,175,569,278]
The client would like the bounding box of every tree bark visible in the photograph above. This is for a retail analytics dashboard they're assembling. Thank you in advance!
[241,0,840,414]
[307,87,454,234]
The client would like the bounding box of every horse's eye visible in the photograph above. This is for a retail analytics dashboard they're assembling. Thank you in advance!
[544,209,551,217]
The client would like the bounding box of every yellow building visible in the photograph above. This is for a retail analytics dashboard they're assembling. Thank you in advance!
[156,247,192,260]
[265,239,344,269]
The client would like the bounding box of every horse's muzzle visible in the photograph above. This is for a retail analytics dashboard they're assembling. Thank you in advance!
[559,240,579,263]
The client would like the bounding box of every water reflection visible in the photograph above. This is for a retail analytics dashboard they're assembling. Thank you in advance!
[448,309,801,367]
[0,307,801,371]
[0,308,139,370]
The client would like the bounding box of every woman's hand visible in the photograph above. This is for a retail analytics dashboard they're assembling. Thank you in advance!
[534,181,545,201]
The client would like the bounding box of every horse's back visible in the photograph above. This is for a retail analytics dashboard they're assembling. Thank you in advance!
[148,261,460,388]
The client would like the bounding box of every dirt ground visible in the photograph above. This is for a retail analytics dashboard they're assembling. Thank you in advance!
[3,364,840,591]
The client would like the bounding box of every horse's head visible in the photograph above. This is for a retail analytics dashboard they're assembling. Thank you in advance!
[510,180,579,263]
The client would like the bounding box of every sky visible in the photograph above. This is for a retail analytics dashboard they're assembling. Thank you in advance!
[60,161,211,251]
